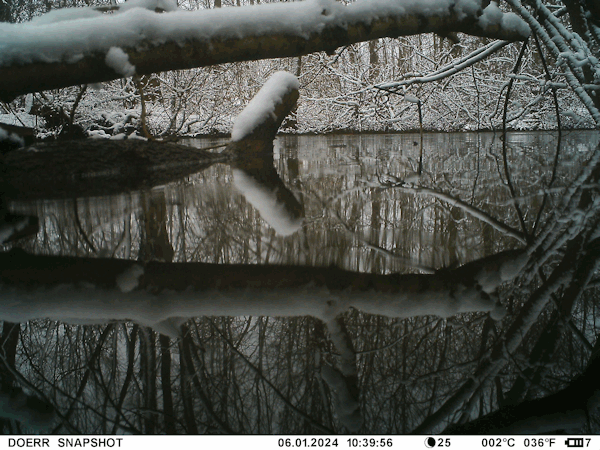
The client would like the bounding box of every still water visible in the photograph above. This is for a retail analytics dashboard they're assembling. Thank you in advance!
[1,131,599,434]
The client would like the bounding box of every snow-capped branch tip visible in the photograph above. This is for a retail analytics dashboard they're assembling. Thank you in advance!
[231,71,300,142]
[0,0,528,102]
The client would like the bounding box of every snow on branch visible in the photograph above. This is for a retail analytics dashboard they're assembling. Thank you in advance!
[0,0,529,101]
[505,0,600,125]
[414,146,600,434]
[0,248,526,337]
[379,39,511,90]
[231,72,300,141]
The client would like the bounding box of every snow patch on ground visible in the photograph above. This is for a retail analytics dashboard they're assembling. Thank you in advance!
[0,127,25,147]
[105,47,136,77]
[88,129,111,139]
[231,71,299,141]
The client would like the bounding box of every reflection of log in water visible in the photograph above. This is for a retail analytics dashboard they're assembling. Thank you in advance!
[0,248,526,336]
[414,143,600,435]
[228,139,303,236]
[322,317,362,432]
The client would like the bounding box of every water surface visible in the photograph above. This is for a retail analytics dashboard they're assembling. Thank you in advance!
[1,131,599,434]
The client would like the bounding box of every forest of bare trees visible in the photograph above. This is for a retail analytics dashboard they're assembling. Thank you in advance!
[0,0,598,137]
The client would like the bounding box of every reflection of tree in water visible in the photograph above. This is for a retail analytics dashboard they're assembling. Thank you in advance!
[1,131,600,434]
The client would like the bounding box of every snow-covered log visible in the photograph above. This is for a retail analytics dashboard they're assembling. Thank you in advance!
[230,71,299,142]
[0,248,526,337]
[226,75,304,235]
[2,72,298,202]
[0,0,529,101]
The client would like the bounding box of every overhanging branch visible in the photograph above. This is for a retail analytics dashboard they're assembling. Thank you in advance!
[0,0,529,101]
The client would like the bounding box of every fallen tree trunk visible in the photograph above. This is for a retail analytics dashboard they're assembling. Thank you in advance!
[0,0,529,101]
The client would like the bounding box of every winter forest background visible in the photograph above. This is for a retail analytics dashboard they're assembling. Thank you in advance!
[0,0,598,137]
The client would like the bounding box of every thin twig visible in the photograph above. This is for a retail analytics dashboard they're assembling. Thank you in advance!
[209,319,334,434]
[531,32,561,133]
[69,84,87,139]
[134,75,154,140]
[502,39,528,133]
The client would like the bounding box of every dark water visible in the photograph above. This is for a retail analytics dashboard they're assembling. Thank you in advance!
[1,131,599,434]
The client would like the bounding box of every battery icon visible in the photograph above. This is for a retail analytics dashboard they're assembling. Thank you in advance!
[565,438,584,447]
